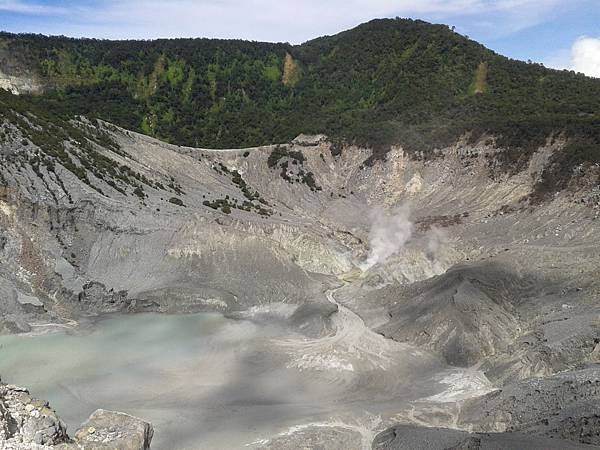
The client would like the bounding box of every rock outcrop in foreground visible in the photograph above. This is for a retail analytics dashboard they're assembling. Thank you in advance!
[0,381,152,450]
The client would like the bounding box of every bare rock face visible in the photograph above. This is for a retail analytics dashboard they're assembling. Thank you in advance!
[0,382,153,450]
[374,262,533,367]
[458,366,600,446]
[372,424,595,450]
[77,281,130,313]
[0,69,43,95]
[74,409,153,450]
[0,382,68,447]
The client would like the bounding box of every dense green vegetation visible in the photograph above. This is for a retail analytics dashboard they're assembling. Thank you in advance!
[2,32,293,148]
[168,196,184,207]
[1,18,599,195]
[267,145,320,190]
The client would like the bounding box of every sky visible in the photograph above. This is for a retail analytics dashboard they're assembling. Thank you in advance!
[0,0,599,77]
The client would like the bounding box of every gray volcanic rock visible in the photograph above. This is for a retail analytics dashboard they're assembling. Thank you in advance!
[0,382,68,447]
[458,366,600,446]
[341,246,600,383]
[0,381,153,450]
[73,409,153,450]
[77,281,130,313]
[372,424,597,450]
[373,262,535,366]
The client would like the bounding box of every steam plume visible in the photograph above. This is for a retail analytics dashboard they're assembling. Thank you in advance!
[426,227,448,275]
[361,205,412,270]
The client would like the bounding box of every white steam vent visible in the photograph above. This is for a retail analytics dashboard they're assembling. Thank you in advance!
[361,205,413,270]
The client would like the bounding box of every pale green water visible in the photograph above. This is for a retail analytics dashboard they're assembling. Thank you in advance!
[0,312,292,449]
[0,310,487,449]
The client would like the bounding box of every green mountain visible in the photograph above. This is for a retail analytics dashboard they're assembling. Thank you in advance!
[1,18,599,173]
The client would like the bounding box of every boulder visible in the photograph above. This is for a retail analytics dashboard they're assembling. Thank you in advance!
[74,409,153,450]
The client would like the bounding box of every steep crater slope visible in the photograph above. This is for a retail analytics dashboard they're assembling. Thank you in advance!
[1,89,600,448]
[376,262,535,367]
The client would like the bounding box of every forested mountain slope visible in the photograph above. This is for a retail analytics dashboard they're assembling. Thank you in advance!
[1,18,599,160]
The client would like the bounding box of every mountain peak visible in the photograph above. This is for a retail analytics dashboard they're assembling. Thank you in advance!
[0,18,598,167]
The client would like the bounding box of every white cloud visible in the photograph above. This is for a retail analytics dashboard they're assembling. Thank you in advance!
[53,0,486,42]
[0,0,66,15]
[571,37,600,78]
[483,0,566,34]
[0,0,585,43]
[547,37,600,78]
